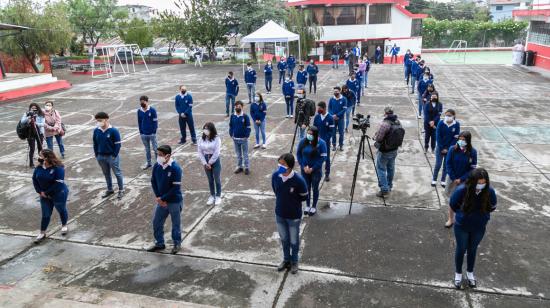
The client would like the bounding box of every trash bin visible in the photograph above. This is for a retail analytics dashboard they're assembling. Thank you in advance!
[525,50,537,66]
[522,51,527,65]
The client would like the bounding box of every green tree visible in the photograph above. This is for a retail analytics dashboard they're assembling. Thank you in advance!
[67,0,127,50]
[151,12,187,56]
[118,18,153,48]
[286,7,323,61]
[0,0,72,72]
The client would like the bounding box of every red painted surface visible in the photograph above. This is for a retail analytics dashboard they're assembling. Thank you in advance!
[71,70,110,75]
[383,55,405,64]
[0,53,52,74]
[0,80,71,102]
[513,8,550,17]
[288,0,409,6]
[168,58,184,64]
[527,43,550,70]
[395,5,428,18]
[0,66,3,80]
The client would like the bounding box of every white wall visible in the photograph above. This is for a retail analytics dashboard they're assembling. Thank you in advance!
[390,6,412,38]
[385,37,423,55]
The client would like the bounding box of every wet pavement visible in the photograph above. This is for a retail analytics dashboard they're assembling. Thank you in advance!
[0,63,549,307]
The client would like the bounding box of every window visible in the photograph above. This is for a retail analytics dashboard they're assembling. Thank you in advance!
[411,19,422,37]
[529,21,550,46]
[495,5,503,11]
[369,4,391,24]
[309,5,366,26]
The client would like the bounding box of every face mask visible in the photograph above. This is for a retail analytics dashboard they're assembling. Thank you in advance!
[318,109,325,114]
[228,75,232,79]
[277,164,287,174]
[203,129,210,136]
[476,183,486,190]
[444,115,453,123]
[247,67,252,70]
[423,77,429,81]
[334,92,340,97]
[268,62,271,65]
[310,61,314,64]
[255,96,260,102]
[45,106,52,111]
[96,120,105,128]
[140,102,147,109]
[37,158,45,164]
[285,78,290,82]
[297,94,304,99]
[306,134,314,141]
[157,156,167,165]
[181,90,186,95]
[457,140,467,148]
[235,108,242,113]
[31,109,37,113]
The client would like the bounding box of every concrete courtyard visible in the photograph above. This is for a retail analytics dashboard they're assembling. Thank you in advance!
[0,62,549,307]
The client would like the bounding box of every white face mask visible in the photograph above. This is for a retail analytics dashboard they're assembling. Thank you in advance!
[247,67,252,71]
[45,105,52,111]
[285,78,290,82]
[255,96,260,102]
[203,129,210,136]
[444,115,453,123]
[476,183,486,190]
[423,77,429,81]
[157,156,167,165]
[96,120,105,128]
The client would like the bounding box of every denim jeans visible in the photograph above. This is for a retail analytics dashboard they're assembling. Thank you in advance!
[46,135,65,155]
[204,158,222,197]
[225,94,236,115]
[254,120,266,145]
[233,138,249,168]
[454,224,485,273]
[153,201,183,246]
[287,67,294,79]
[308,76,317,93]
[278,71,285,84]
[332,118,345,147]
[246,83,255,104]
[265,76,272,92]
[40,193,68,231]
[411,76,417,93]
[97,155,124,191]
[302,170,322,208]
[178,114,197,143]
[345,108,353,130]
[140,134,158,165]
[332,55,339,68]
[376,149,398,192]
[433,147,448,182]
[276,215,301,264]
[418,93,424,116]
[362,73,368,88]
[298,126,306,140]
[424,123,436,151]
[285,97,294,116]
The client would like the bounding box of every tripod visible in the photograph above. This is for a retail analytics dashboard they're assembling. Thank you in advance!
[289,109,305,154]
[348,128,386,215]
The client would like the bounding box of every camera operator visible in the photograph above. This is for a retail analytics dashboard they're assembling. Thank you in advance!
[294,88,316,140]
[21,103,45,168]
[374,105,405,198]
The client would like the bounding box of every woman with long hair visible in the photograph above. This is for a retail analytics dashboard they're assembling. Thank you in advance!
[44,101,65,159]
[250,92,267,149]
[198,122,222,206]
[32,149,69,243]
[296,126,327,216]
[21,102,45,168]
[450,168,497,289]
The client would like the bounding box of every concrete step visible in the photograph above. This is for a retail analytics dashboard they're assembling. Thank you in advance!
[0,73,59,93]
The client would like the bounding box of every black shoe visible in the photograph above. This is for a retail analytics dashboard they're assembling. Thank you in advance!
[277,261,290,272]
[178,141,186,145]
[467,278,476,288]
[101,190,115,198]
[290,263,299,274]
[339,146,344,151]
[192,141,197,146]
[29,163,35,169]
[234,167,243,174]
[376,190,389,198]
[324,175,330,182]
[142,164,152,170]
[117,190,124,200]
[244,168,250,175]
[61,153,65,159]
[146,244,166,252]
[171,245,181,254]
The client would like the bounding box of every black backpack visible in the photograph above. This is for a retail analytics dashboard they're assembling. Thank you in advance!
[382,119,405,152]
[16,120,30,140]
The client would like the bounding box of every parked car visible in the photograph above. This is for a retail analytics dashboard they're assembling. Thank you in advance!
[50,56,68,69]
[172,48,190,60]
[141,47,157,56]
[215,47,232,61]
[157,47,170,56]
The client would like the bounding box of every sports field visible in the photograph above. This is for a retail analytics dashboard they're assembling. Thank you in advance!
[422,51,514,65]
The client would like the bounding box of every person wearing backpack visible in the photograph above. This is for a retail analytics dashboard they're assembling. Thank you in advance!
[374,105,405,198]
[20,103,45,168]
[43,101,65,159]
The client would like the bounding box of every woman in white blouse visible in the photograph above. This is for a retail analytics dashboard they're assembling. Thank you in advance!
[197,122,222,205]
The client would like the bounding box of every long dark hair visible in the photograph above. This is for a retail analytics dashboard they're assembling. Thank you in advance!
[454,131,473,154]
[40,149,63,167]
[461,168,491,214]
[256,92,264,103]
[298,126,320,159]
[28,102,44,117]
[202,122,218,141]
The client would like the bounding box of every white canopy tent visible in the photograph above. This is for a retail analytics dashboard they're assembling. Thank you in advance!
[240,20,301,74]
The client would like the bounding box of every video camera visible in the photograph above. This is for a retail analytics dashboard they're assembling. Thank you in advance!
[26,111,37,118]
[352,113,370,131]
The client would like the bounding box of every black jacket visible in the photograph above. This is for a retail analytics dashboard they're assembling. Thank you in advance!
[295,98,316,126]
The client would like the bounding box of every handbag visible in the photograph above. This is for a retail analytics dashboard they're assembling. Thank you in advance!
[60,122,67,136]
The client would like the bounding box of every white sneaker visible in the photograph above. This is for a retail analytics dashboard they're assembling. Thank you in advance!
[431,180,437,187]
[207,196,215,206]
[261,144,267,149]
[34,233,45,244]
[253,144,260,149]
[290,115,294,118]
[417,115,422,119]
[441,181,447,188]
[61,225,68,235]
[214,197,222,205]
[304,206,311,215]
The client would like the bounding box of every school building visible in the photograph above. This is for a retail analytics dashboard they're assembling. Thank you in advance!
[286,0,428,63]
[513,0,550,70]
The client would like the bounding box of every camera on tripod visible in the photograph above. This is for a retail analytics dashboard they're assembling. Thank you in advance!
[352,113,370,131]
[26,111,37,118]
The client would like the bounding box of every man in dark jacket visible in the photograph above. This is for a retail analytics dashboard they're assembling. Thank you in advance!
[294,89,316,140]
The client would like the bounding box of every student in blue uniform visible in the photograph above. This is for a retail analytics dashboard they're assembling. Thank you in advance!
[341,84,356,133]
[277,57,287,84]
[410,56,421,94]
[137,95,158,170]
[390,43,399,64]
[296,64,308,89]
[362,57,371,89]
[417,71,433,118]
[250,92,268,149]
[229,101,251,175]
[175,85,197,145]
[272,153,308,275]
[404,50,413,85]
[297,126,327,216]
[306,59,319,94]
[282,75,295,118]
[328,87,348,151]
[422,84,438,111]
[287,54,296,79]
[32,149,69,243]
[353,65,363,105]
[225,71,239,117]
[146,145,183,255]
[445,131,478,228]
[433,109,460,188]
[450,168,497,289]
[313,101,335,182]
[264,61,273,94]
[423,92,442,154]
[93,112,124,200]
[244,62,257,104]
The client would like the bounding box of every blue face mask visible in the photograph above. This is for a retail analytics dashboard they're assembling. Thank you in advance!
[457,140,467,148]
[306,134,314,141]
[277,164,287,174]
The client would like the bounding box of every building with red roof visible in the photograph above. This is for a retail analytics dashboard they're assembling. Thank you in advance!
[513,0,550,69]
